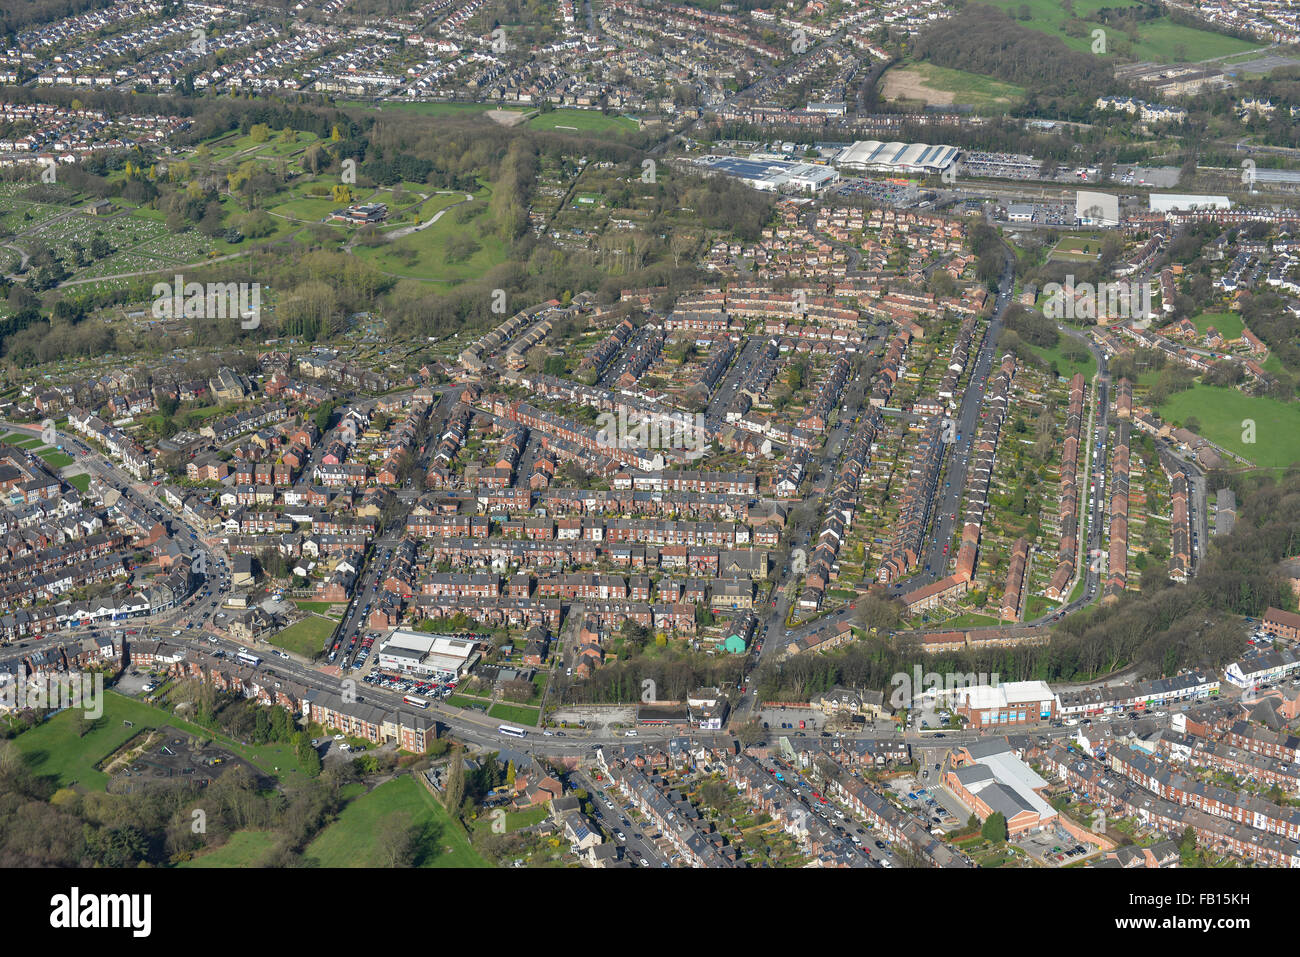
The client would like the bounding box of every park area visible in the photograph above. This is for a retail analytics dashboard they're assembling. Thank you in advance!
[1159,385,1300,469]
[527,109,639,136]
[983,0,1258,61]
[11,691,316,790]
[305,775,488,867]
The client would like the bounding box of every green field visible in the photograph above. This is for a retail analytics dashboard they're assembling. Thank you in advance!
[471,802,548,834]
[446,694,489,712]
[1159,385,1300,468]
[488,702,541,726]
[984,0,1258,61]
[528,109,639,135]
[293,600,342,614]
[1189,310,1244,341]
[305,775,489,867]
[339,100,517,119]
[1025,595,1059,620]
[1031,337,1098,382]
[883,62,1025,111]
[38,449,75,468]
[934,612,998,629]
[350,189,507,281]
[68,473,91,493]
[269,616,337,657]
[12,692,312,790]
[178,830,278,868]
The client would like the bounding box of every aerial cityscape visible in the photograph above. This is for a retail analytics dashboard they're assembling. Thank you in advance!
[0,0,1295,904]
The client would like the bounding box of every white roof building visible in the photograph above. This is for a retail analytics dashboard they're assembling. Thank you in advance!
[1149,193,1232,213]
[835,140,959,174]
[378,629,479,678]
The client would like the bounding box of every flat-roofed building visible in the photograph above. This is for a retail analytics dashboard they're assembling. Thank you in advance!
[377,629,479,678]
[950,680,1056,728]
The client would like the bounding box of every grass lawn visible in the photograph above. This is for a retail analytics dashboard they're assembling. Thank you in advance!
[268,616,337,657]
[1049,235,1104,262]
[1025,595,1058,619]
[178,830,278,868]
[446,695,489,712]
[305,775,489,867]
[68,473,91,493]
[488,702,540,726]
[883,62,1024,112]
[937,612,998,628]
[293,600,341,614]
[1189,310,1244,340]
[38,450,75,468]
[1031,338,1098,382]
[983,0,1257,61]
[12,691,310,790]
[340,101,511,119]
[1159,386,1300,468]
[350,190,506,281]
[472,802,549,834]
[529,109,639,135]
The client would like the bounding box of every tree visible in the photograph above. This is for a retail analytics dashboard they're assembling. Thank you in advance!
[736,721,763,747]
[443,747,465,815]
[295,732,322,777]
[378,810,416,867]
[981,812,1008,843]
[1179,825,1198,865]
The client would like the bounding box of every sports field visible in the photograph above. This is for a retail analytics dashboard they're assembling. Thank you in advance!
[528,109,639,135]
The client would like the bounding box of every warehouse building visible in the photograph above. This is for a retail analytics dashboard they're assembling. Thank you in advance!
[1076,190,1120,227]
[834,140,959,175]
[697,155,839,193]
[1148,193,1232,214]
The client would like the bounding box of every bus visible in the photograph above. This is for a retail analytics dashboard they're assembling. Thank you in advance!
[236,651,261,668]
[497,725,527,738]
[403,695,429,710]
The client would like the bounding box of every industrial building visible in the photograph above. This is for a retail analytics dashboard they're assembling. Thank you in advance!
[1076,190,1120,227]
[697,155,840,193]
[1149,193,1232,214]
[834,140,959,175]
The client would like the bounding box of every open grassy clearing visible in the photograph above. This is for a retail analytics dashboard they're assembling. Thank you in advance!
[1159,385,1300,468]
[305,775,489,867]
[268,615,337,657]
[983,0,1257,61]
[881,61,1025,111]
[528,109,639,135]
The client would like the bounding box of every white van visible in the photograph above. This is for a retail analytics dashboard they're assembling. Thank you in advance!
[625,730,638,737]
